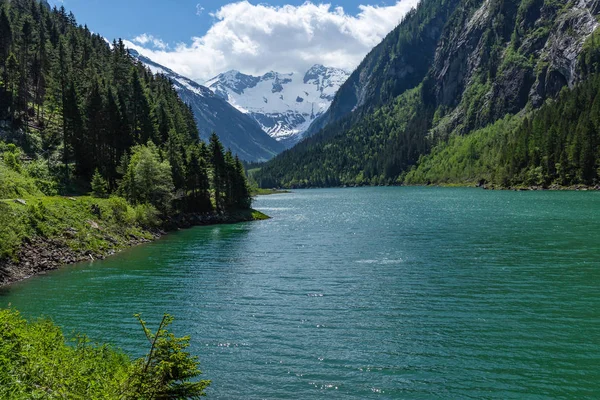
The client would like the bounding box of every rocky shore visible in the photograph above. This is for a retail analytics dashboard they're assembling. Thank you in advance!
[0,210,268,287]
[476,180,600,191]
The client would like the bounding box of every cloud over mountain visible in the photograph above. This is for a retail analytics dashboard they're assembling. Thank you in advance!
[125,0,418,81]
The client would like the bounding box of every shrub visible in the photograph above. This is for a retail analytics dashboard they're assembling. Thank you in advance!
[134,203,161,228]
[0,163,43,199]
[24,159,58,196]
[124,314,211,399]
[107,196,134,225]
[0,309,210,399]
[0,203,25,260]
[3,150,21,172]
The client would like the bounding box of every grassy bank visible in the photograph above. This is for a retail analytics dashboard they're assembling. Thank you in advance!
[0,195,154,262]
[251,188,291,196]
[0,193,269,286]
[0,141,269,285]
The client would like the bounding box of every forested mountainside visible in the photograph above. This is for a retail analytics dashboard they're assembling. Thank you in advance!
[131,50,284,162]
[0,0,252,216]
[256,0,600,188]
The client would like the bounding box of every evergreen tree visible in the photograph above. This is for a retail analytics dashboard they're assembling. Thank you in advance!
[209,132,226,212]
[186,143,212,212]
[90,168,108,198]
[0,8,12,63]
[233,156,252,209]
[81,80,105,178]
[224,149,236,209]
[62,80,82,185]
[129,68,155,143]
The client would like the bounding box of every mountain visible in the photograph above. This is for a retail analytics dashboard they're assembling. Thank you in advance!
[205,65,350,146]
[129,50,284,162]
[256,0,600,189]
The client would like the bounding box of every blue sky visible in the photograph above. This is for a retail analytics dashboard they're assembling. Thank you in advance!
[48,1,419,81]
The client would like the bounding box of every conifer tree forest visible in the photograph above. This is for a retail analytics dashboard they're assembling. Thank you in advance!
[0,0,251,214]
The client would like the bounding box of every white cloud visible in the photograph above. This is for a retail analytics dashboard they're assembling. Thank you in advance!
[131,33,167,50]
[125,0,419,82]
[196,3,205,16]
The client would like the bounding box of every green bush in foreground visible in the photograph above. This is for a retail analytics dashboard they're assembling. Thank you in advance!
[0,309,210,399]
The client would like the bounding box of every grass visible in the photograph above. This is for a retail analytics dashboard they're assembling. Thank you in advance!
[250,209,270,220]
[0,151,270,266]
[226,208,271,222]
[0,195,272,264]
[251,187,291,196]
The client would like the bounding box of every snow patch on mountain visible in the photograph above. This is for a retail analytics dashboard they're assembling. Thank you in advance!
[205,65,350,145]
[141,57,210,98]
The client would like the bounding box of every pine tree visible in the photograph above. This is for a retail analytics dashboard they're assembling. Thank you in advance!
[91,168,108,198]
[234,155,252,209]
[62,80,82,185]
[209,132,226,212]
[81,80,105,178]
[224,149,236,210]
[129,68,156,143]
[5,52,19,120]
[0,7,12,65]
[105,87,123,188]
[186,143,212,212]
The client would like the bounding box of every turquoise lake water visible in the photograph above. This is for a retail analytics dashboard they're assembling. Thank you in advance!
[1,187,600,398]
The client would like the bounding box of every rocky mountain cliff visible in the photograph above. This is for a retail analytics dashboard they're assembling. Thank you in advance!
[257,0,600,188]
[130,50,284,162]
[429,0,600,137]
[205,65,349,147]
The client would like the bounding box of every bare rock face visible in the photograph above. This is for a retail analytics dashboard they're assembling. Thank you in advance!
[530,0,600,106]
[433,0,492,108]
[489,65,536,120]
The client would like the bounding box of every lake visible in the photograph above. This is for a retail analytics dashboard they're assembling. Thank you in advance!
[1,187,600,399]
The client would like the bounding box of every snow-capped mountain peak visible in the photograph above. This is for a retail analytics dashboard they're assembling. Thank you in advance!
[205,65,350,146]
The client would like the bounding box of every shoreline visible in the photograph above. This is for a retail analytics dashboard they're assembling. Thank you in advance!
[0,209,269,288]
[419,182,600,191]
[263,183,600,191]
